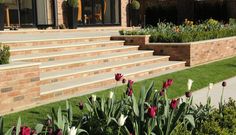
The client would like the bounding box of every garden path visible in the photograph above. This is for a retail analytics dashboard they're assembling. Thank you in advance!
[190,76,236,107]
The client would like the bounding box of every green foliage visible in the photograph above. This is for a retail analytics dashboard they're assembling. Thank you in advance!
[0,0,4,4]
[121,19,236,43]
[0,44,10,65]
[130,0,140,10]
[67,0,78,7]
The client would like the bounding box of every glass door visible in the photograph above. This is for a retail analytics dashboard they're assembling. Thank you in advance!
[19,0,34,27]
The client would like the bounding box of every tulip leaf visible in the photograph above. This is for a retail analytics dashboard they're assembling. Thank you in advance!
[85,103,93,112]
[132,94,139,117]
[16,117,21,135]
[4,127,14,135]
[35,124,44,134]
[145,81,154,102]
[0,117,3,135]
[68,104,73,124]
[184,115,195,128]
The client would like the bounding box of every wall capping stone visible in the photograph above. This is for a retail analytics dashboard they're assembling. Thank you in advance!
[0,62,41,70]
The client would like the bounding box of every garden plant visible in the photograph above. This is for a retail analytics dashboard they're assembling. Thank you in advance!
[0,73,235,135]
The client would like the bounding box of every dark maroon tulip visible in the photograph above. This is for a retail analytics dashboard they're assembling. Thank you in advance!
[122,78,126,84]
[31,130,37,135]
[159,90,165,96]
[48,128,53,135]
[170,99,178,109]
[126,88,133,96]
[79,101,83,110]
[57,129,63,135]
[222,81,227,87]
[127,80,134,88]
[163,81,169,89]
[20,126,31,135]
[148,106,158,118]
[167,79,173,87]
[185,91,192,98]
[115,73,123,81]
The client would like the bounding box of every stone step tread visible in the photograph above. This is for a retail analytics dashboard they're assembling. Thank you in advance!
[10,41,124,51]
[40,61,186,94]
[11,46,138,61]
[40,50,154,68]
[40,56,170,80]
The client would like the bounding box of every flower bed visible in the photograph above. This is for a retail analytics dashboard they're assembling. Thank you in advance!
[1,74,235,135]
[120,19,236,43]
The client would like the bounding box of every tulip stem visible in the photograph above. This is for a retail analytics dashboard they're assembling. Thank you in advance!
[118,127,121,135]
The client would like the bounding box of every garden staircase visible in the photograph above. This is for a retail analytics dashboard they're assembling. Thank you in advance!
[5,36,186,102]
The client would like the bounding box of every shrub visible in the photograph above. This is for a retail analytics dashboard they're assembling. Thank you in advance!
[0,44,10,65]
[67,0,78,7]
[130,0,140,10]
[121,19,236,43]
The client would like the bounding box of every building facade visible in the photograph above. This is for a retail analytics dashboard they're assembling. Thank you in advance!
[3,0,129,29]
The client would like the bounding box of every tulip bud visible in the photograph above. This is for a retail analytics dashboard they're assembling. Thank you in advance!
[68,127,77,135]
[122,78,126,84]
[148,106,158,118]
[222,81,226,87]
[167,79,173,87]
[187,79,194,91]
[159,90,164,96]
[48,128,53,135]
[127,80,134,88]
[170,99,178,109]
[185,91,192,98]
[46,119,52,126]
[109,91,114,99]
[115,73,123,81]
[91,95,96,102]
[118,114,128,126]
[126,88,133,96]
[208,83,214,90]
[57,129,63,135]
[162,81,169,89]
[79,101,83,110]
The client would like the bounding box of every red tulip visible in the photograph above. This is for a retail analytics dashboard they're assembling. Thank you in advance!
[31,130,37,135]
[57,129,63,135]
[170,99,178,109]
[48,128,53,135]
[162,81,169,89]
[167,79,173,87]
[126,88,133,96]
[148,106,158,118]
[127,80,134,88]
[115,73,123,81]
[20,126,31,135]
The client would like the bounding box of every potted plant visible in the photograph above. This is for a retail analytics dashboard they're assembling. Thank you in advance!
[0,0,5,31]
[67,0,78,29]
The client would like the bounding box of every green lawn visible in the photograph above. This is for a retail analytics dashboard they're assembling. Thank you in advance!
[2,56,236,131]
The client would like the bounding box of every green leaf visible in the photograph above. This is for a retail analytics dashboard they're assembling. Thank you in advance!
[4,127,14,135]
[85,103,93,112]
[68,104,73,124]
[16,117,21,135]
[132,94,139,117]
[78,129,89,134]
[35,124,44,134]
[0,117,3,135]
[184,115,195,128]
[145,81,154,102]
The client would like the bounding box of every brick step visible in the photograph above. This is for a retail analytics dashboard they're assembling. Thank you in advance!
[40,50,154,73]
[10,41,124,56]
[40,56,170,85]
[3,36,111,48]
[40,61,186,100]
[11,46,139,62]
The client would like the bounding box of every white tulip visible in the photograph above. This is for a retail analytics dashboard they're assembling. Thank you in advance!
[187,79,194,91]
[118,114,128,127]
[68,126,77,135]
[208,83,214,90]
[92,94,96,102]
[109,91,114,99]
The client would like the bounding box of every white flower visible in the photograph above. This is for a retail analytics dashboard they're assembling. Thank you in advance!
[68,126,77,135]
[208,83,214,90]
[118,114,128,126]
[187,79,194,91]
[92,95,96,102]
[109,91,114,99]
[154,89,158,93]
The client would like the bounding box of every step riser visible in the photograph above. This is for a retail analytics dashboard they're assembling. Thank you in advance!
[5,37,111,48]
[10,42,124,56]
[12,47,139,62]
[40,62,185,101]
[40,57,170,85]
[40,52,154,73]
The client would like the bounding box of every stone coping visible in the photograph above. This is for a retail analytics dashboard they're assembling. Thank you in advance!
[0,62,41,70]
[115,35,151,37]
[1,36,111,44]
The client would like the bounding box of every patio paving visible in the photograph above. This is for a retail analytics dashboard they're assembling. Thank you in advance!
[190,76,236,107]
